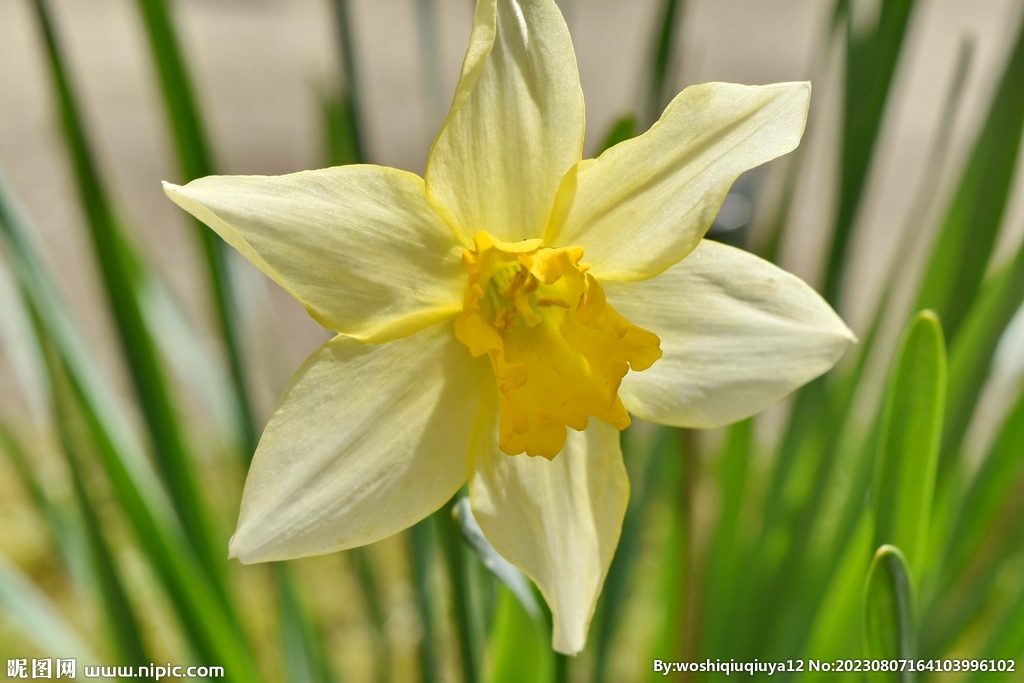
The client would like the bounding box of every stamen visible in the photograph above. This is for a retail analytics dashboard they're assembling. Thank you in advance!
[454,230,662,459]
[536,297,570,308]
[500,267,528,300]
[494,308,517,332]
[514,297,542,326]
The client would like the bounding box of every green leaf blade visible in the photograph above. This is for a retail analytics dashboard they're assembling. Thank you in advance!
[28,0,227,601]
[824,0,917,305]
[862,544,916,682]
[873,311,946,579]
[486,586,553,683]
[914,13,1024,339]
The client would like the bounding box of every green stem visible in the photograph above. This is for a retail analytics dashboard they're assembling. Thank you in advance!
[351,547,391,683]
[409,520,440,683]
[330,0,366,164]
[554,653,570,683]
[439,498,480,683]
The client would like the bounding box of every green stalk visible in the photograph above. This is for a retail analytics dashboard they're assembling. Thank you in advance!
[330,0,366,165]
[645,0,685,126]
[350,547,392,683]
[28,0,226,601]
[553,654,570,683]
[439,498,481,683]
[409,519,440,683]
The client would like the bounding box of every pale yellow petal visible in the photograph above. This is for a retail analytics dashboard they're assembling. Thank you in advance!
[604,240,854,428]
[547,82,810,280]
[469,392,628,654]
[163,166,464,343]
[425,0,585,244]
[229,321,488,563]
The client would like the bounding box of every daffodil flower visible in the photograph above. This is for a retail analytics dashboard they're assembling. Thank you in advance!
[164,0,853,654]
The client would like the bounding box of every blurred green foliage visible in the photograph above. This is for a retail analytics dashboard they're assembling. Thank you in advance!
[1,0,1024,682]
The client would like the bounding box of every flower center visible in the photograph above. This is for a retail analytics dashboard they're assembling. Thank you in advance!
[455,232,662,459]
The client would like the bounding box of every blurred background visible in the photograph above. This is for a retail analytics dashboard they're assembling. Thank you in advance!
[1,0,1024,681]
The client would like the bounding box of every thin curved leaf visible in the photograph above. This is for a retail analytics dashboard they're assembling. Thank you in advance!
[862,545,916,682]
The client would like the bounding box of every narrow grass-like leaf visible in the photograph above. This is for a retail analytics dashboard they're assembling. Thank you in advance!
[592,427,678,683]
[862,545,916,681]
[921,503,1024,659]
[644,466,686,682]
[598,115,637,154]
[743,42,971,657]
[132,4,338,678]
[132,0,257,457]
[914,12,1024,340]
[0,553,101,667]
[322,91,362,168]
[349,547,391,683]
[486,586,552,683]
[409,519,440,683]
[702,419,752,658]
[645,0,685,124]
[59,346,261,682]
[0,420,95,607]
[823,0,916,305]
[940,384,1024,596]
[803,515,873,683]
[732,377,825,657]
[0,423,51,526]
[132,268,237,445]
[0,251,49,427]
[440,497,481,683]
[757,0,851,264]
[45,347,151,668]
[965,583,1024,683]
[329,0,366,164]
[873,311,946,579]
[939,242,1024,478]
[278,564,336,683]
[0,168,261,682]
[28,0,225,598]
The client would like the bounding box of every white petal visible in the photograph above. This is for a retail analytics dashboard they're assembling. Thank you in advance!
[230,321,488,563]
[547,82,810,280]
[470,394,628,654]
[164,166,465,343]
[425,0,585,243]
[605,240,854,428]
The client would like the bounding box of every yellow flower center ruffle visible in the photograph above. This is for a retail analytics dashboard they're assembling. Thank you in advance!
[455,232,662,459]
